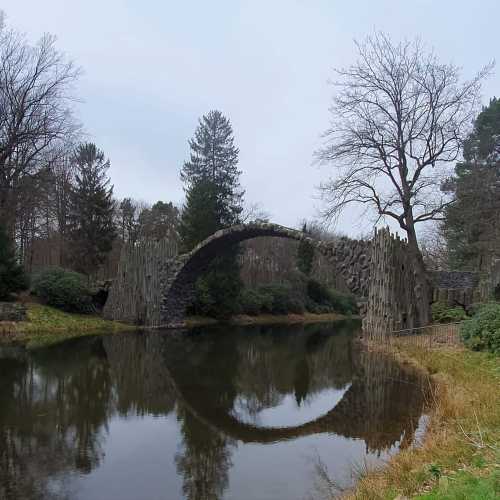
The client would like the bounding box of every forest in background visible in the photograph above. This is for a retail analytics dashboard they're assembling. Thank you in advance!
[1,14,499,316]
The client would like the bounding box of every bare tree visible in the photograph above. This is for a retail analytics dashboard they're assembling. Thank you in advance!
[316,32,492,324]
[420,222,449,271]
[0,13,80,234]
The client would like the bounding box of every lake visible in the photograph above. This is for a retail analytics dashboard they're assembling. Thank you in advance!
[0,320,430,500]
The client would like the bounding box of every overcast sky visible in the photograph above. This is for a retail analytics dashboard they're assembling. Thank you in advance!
[4,1,499,236]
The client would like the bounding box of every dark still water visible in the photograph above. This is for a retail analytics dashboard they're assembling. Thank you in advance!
[0,321,430,500]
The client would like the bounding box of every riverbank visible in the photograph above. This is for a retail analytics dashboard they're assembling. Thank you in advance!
[344,341,500,499]
[185,311,349,328]
[0,303,137,347]
[0,304,351,347]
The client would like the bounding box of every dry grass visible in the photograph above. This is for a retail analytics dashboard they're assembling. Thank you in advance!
[185,312,348,328]
[342,342,500,499]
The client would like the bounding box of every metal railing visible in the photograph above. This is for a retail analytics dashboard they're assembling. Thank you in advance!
[385,322,463,348]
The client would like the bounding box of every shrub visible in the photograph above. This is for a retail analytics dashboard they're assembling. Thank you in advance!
[327,288,358,315]
[258,284,305,315]
[239,288,272,316]
[460,303,500,354]
[0,225,28,300]
[31,267,94,313]
[431,302,468,323]
[189,256,243,319]
[306,279,331,305]
[305,279,358,315]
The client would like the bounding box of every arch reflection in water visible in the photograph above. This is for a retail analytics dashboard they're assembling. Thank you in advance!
[0,321,431,500]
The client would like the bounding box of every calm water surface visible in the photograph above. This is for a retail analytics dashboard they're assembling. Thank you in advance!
[0,321,430,500]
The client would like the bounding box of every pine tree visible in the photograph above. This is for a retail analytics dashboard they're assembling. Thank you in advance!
[180,110,243,250]
[180,111,244,317]
[68,143,116,276]
[296,223,315,276]
[0,224,27,300]
[443,98,500,270]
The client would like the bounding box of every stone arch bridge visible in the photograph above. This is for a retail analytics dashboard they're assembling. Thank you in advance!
[104,222,441,336]
[159,223,371,326]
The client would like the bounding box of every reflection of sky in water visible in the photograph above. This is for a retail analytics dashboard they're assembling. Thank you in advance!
[67,411,428,500]
[233,385,351,427]
[0,324,431,500]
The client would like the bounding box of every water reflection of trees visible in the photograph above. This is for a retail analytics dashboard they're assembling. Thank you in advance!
[165,321,430,455]
[231,323,354,418]
[0,321,430,500]
[0,338,112,499]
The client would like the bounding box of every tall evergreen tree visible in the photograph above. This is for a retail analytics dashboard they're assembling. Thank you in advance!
[0,224,27,300]
[180,111,244,317]
[180,110,243,250]
[68,143,116,276]
[443,98,500,270]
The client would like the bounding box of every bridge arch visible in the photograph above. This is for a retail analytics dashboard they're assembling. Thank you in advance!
[159,223,371,326]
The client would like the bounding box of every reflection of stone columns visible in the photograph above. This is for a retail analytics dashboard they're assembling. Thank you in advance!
[165,328,428,453]
[102,333,176,416]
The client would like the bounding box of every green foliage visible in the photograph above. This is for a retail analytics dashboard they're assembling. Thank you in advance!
[68,143,116,276]
[239,288,273,316]
[0,225,28,300]
[137,200,179,241]
[238,278,357,317]
[259,283,305,314]
[443,98,500,271]
[180,110,245,318]
[416,470,500,499]
[296,223,315,276]
[326,288,358,315]
[179,178,219,251]
[460,303,500,353]
[431,302,468,323]
[180,110,243,251]
[190,253,243,319]
[32,267,94,314]
[306,279,358,315]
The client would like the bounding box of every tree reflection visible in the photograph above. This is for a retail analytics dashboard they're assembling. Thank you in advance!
[175,407,234,500]
[0,321,430,500]
[0,338,112,499]
[165,321,430,454]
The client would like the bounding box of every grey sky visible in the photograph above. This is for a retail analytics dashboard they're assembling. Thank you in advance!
[5,1,499,235]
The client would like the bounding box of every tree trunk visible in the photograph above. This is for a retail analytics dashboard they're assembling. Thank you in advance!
[406,221,432,327]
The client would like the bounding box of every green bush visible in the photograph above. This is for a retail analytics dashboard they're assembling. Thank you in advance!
[305,279,358,315]
[31,267,94,313]
[254,284,305,315]
[327,288,358,315]
[431,302,468,323]
[306,279,331,305]
[460,303,500,354]
[239,288,272,316]
[189,254,243,319]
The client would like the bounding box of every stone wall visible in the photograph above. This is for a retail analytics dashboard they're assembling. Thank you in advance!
[0,302,27,322]
[363,228,420,339]
[103,239,178,326]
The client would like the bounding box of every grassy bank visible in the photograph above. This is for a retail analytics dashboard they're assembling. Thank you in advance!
[345,342,500,499]
[185,312,348,328]
[1,304,350,347]
[0,303,136,347]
